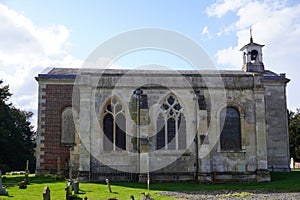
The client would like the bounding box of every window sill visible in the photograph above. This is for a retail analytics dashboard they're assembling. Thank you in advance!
[217,149,246,153]
[101,150,128,155]
[150,150,190,156]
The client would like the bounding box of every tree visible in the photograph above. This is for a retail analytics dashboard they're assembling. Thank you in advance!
[288,109,300,162]
[0,80,36,173]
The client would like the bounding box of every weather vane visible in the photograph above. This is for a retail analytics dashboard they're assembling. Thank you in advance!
[250,25,253,43]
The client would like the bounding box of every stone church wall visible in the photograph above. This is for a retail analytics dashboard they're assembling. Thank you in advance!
[264,79,290,171]
[35,68,289,183]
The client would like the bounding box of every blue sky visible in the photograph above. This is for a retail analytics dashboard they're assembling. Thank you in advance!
[2,0,233,60]
[0,0,299,126]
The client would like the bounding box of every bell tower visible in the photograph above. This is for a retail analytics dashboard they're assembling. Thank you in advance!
[240,28,265,72]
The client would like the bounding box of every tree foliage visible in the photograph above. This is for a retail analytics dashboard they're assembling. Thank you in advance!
[0,80,36,173]
[288,109,300,162]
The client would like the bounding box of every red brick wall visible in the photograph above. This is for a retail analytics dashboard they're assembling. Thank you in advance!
[41,84,76,172]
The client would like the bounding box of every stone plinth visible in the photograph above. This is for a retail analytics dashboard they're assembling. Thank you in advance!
[0,188,8,196]
[0,171,8,196]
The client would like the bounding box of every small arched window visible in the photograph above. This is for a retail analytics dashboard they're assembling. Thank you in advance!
[103,97,126,151]
[156,95,186,150]
[220,107,241,151]
[61,107,77,145]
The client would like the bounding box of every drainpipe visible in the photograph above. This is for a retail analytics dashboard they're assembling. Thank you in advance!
[134,88,143,178]
[193,90,200,183]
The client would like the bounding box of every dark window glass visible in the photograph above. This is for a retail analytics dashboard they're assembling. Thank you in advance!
[103,113,113,151]
[174,103,181,111]
[167,96,175,105]
[220,107,241,151]
[167,118,176,150]
[140,94,148,109]
[161,104,169,111]
[178,114,186,149]
[116,114,126,150]
[156,114,165,150]
[197,95,206,110]
[107,104,112,112]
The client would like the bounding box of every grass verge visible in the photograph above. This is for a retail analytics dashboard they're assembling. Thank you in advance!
[0,172,299,200]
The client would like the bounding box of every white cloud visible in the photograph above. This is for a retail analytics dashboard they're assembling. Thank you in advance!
[202,26,209,35]
[0,3,82,127]
[215,46,241,69]
[206,0,244,18]
[208,0,300,110]
[201,26,212,40]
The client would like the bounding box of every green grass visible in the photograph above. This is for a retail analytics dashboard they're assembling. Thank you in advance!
[1,172,300,200]
[1,175,169,200]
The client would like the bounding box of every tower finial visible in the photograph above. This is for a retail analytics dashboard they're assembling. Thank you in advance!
[250,26,253,43]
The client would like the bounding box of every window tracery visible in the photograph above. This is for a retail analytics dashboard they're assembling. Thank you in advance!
[156,95,186,150]
[103,97,126,151]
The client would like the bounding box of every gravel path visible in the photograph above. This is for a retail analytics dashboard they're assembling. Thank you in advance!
[159,190,300,199]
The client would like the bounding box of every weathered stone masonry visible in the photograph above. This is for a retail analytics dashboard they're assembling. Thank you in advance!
[35,38,290,183]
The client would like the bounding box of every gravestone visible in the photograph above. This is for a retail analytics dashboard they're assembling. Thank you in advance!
[43,186,50,200]
[24,160,29,185]
[290,157,294,169]
[56,157,64,179]
[74,181,79,194]
[69,160,72,180]
[65,182,72,200]
[0,171,8,195]
[68,160,74,190]
[105,179,112,193]
[19,181,27,189]
[26,160,29,172]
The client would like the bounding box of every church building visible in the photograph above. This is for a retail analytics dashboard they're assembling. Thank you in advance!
[35,36,290,183]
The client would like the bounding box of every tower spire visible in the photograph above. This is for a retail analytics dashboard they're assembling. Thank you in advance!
[250,26,253,43]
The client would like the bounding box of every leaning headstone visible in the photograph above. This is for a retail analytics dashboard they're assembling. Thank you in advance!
[106,179,112,193]
[43,186,50,200]
[24,173,29,185]
[0,170,8,195]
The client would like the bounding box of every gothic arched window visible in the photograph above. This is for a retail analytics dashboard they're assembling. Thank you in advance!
[220,107,241,151]
[103,97,126,151]
[156,95,186,150]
